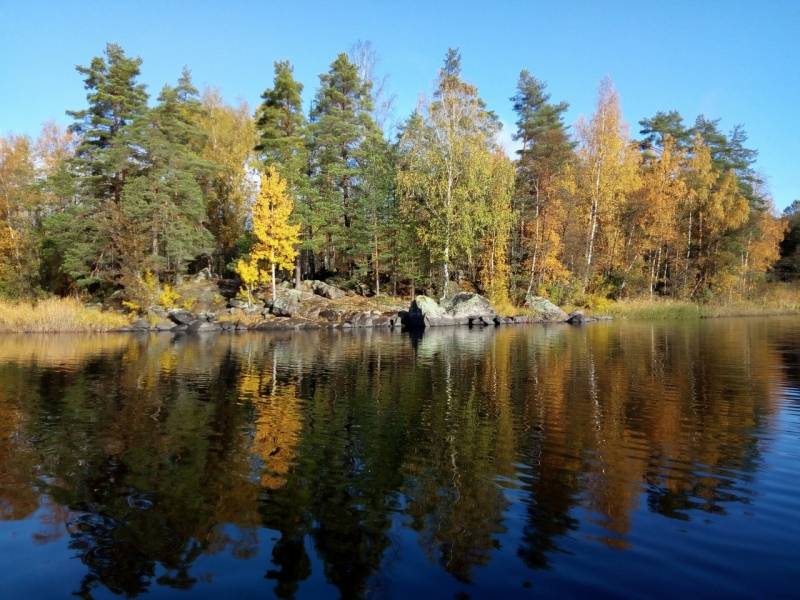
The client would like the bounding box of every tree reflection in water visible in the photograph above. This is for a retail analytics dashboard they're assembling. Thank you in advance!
[0,319,795,597]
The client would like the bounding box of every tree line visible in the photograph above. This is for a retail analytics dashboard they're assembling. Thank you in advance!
[0,43,792,308]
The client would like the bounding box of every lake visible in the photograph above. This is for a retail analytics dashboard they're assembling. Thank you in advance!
[0,318,799,598]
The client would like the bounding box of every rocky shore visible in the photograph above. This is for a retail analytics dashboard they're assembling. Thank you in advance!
[119,279,605,334]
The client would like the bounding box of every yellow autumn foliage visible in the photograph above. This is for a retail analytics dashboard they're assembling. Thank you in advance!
[236,167,300,304]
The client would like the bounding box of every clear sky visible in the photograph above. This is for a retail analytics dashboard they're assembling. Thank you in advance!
[2,0,798,209]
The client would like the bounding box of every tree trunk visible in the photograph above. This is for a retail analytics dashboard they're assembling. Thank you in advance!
[374,229,380,295]
[271,262,277,303]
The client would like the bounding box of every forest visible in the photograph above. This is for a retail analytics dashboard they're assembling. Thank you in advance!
[0,42,796,312]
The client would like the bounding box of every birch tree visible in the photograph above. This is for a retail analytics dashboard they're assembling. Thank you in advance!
[396,49,502,296]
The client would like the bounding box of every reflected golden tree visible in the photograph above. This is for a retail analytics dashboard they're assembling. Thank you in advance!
[0,320,789,597]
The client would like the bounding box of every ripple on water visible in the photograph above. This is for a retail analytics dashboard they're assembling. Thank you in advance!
[0,318,798,597]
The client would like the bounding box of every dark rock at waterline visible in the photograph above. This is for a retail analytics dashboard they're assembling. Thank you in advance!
[167,309,194,325]
[187,319,221,333]
[566,311,596,325]
[153,317,176,331]
[255,318,320,331]
[130,318,151,331]
[403,295,451,329]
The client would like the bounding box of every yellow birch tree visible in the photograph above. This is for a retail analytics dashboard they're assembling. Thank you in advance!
[236,167,300,304]
[575,78,640,292]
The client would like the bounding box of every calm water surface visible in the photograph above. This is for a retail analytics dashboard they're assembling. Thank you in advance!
[1,319,799,598]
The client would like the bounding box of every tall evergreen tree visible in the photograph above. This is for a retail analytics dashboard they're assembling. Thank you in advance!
[511,70,575,297]
[351,131,395,294]
[256,61,308,184]
[67,43,148,203]
[120,70,215,284]
[256,61,313,282]
[639,110,691,151]
[49,44,149,291]
[777,200,800,279]
[309,52,377,274]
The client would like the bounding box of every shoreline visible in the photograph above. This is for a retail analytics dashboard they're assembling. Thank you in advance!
[0,288,797,334]
[5,310,800,334]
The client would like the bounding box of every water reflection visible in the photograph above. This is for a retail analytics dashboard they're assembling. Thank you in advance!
[0,320,798,597]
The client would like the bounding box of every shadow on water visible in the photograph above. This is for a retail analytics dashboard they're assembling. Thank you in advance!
[0,319,799,597]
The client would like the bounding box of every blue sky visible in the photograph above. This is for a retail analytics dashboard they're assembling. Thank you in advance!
[2,0,798,209]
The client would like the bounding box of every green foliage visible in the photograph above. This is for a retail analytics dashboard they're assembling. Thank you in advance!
[397,49,508,296]
[0,42,790,310]
[309,52,379,274]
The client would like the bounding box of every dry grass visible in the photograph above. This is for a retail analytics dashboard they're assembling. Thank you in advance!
[0,297,131,332]
[217,309,266,327]
[599,292,800,321]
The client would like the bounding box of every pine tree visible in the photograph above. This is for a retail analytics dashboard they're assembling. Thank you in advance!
[256,61,313,283]
[777,200,800,279]
[351,131,395,294]
[50,43,149,291]
[309,53,377,274]
[67,43,148,203]
[511,70,575,297]
[120,70,215,283]
[639,110,691,151]
[256,61,308,182]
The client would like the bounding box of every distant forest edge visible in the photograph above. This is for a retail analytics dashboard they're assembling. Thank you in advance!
[1,42,798,313]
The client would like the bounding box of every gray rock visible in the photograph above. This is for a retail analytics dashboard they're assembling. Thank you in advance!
[373,315,393,328]
[319,309,343,322]
[271,289,303,317]
[566,311,597,325]
[228,298,250,310]
[404,295,448,329]
[255,318,306,331]
[311,280,346,300]
[187,319,221,333]
[404,294,499,329]
[167,309,194,325]
[130,318,151,330]
[414,295,448,319]
[525,294,568,322]
[153,318,176,331]
[374,312,402,328]
[193,267,213,281]
[444,292,496,320]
